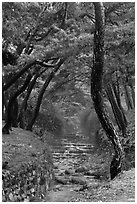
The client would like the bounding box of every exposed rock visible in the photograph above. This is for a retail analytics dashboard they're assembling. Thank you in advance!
[75,166,88,173]
[54,176,69,185]
[69,176,87,185]
[64,169,75,175]
[84,170,95,176]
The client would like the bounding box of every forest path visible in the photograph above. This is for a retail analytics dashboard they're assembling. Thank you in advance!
[45,137,107,202]
[45,135,135,202]
[44,113,135,202]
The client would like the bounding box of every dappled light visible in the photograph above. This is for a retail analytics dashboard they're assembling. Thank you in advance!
[2,2,135,202]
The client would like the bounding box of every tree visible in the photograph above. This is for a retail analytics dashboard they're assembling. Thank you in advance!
[91,2,123,180]
[105,84,127,136]
[18,71,40,128]
[26,58,65,131]
[2,73,32,134]
[2,2,134,138]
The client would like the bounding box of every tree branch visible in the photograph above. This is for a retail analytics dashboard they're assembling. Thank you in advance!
[25,5,47,53]
[26,57,66,130]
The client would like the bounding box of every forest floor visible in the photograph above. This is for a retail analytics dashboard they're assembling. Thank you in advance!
[2,110,135,202]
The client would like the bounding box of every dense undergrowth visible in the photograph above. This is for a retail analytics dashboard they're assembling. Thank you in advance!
[2,128,54,202]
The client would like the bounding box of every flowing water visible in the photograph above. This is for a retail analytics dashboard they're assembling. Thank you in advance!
[47,116,96,160]
[44,118,111,202]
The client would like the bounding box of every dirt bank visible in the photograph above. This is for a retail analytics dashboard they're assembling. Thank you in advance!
[2,127,54,202]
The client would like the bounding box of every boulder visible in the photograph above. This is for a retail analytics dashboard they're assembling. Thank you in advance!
[75,166,88,173]
[54,176,69,185]
[64,169,75,175]
[69,176,87,185]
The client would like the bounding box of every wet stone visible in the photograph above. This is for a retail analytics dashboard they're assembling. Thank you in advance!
[69,177,87,185]
[64,169,75,175]
[75,166,88,173]
[54,176,69,185]
[84,170,95,176]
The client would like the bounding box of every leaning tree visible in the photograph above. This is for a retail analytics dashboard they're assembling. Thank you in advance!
[91,2,123,180]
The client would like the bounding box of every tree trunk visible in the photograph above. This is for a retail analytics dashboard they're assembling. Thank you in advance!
[106,85,121,130]
[2,91,5,120]
[112,83,128,127]
[2,91,9,121]
[112,82,121,109]
[92,2,123,180]
[131,85,135,108]
[106,84,127,136]
[129,83,135,108]
[26,58,65,131]
[124,84,133,110]
[11,98,18,127]
[18,72,39,128]
[3,59,36,92]
[2,73,32,134]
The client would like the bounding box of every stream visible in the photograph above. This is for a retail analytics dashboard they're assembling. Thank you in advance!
[44,121,111,202]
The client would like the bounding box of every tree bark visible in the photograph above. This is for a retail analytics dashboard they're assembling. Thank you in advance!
[112,83,128,127]
[2,90,9,121]
[130,85,135,108]
[112,81,121,108]
[2,92,4,119]
[2,73,32,134]
[11,98,19,127]
[106,84,127,136]
[3,59,36,92]
[26,58,65,131]
[128,82,135,108]
[106,85,122,130]
[124,84,133,110]
[18,72,40,128]
[92,2,123,180]
[3,58,58,92]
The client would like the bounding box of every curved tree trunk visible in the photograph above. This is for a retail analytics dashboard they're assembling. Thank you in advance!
[2,73,32,134]
[92,2,123,180]
[18,72,40,128]
[3,59,36,92]
[26,58,65,131]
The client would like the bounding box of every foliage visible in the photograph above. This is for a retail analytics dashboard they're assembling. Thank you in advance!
[2,128,53,202]
[24,93,65,135]
[2,2,135,133]
[2,3,135,201]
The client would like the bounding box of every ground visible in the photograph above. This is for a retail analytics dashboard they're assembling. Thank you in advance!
[2,110,135,202]
[2,126,53,202]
